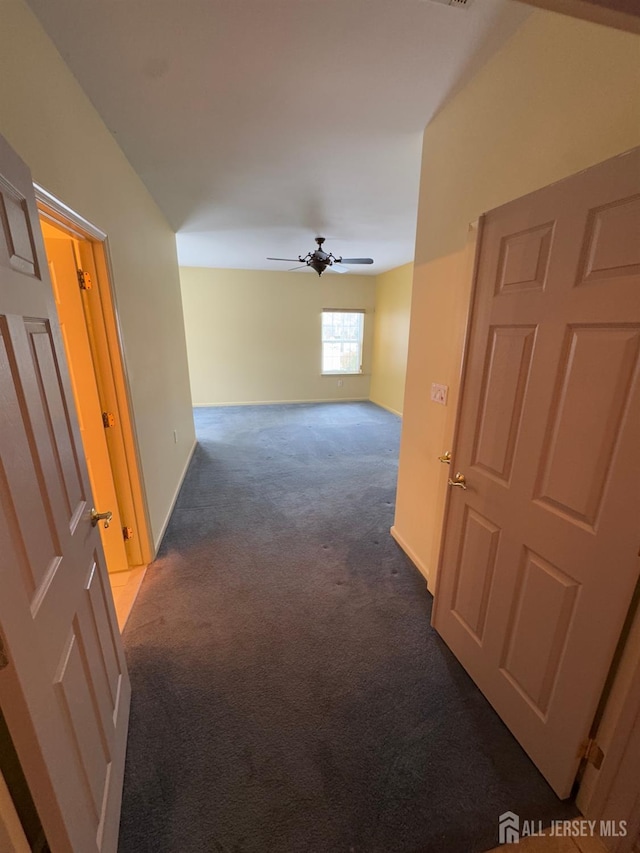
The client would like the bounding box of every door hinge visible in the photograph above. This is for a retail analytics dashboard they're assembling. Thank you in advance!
[580,737,605,770]
[0,635,9,671]
[102,411,116,428]
[77,269,93,290]
[122,527,134,541]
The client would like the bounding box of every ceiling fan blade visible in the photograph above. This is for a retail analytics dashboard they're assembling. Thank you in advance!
[329,264,349,274]
[338,257,374,265]
[267,257,300,262]
[288,264,308,271]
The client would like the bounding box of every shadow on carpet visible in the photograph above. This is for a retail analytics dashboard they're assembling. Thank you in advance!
[118,402,577,853]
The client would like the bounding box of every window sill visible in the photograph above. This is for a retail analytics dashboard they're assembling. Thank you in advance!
[321,372,365,377]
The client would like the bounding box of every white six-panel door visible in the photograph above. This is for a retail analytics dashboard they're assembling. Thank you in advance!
[0,135,130,851]
[433,148,640,798]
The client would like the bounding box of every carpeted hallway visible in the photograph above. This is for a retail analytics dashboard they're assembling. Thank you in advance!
[118,402,576,853]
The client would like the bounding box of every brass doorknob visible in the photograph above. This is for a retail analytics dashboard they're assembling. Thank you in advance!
[438,451,451,464]
[91,508,113,529]
[448,472,467,490]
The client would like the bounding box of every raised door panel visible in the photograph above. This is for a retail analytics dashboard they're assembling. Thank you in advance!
[53,553,125,850]
[472,325,537,483]
[55,624,111,826]
[0,177,39,277]
[577,195,640,284]
[28,320,86,524]
[496,222,554,294]
[535,325,640,530]
[500,549,580,719]
[0,318,62,602]
[87,564,125,712]
[451,507,501,645]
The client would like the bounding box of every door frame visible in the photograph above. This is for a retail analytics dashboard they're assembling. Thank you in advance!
[429,214,484,602]
[0,769,30,853]
[432,166,640,829]
[35,182,154,566]
[577,588,640,850]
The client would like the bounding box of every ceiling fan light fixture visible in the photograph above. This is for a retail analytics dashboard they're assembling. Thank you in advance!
[267,236,373,277]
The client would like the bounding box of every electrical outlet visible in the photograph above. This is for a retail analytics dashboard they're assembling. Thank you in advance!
[337,379,344,388]
[173,429,178,443]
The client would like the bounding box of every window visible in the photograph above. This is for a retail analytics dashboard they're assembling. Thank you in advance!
[321,310,364,374]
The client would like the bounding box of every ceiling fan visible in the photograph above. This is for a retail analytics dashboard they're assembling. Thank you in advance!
[268,237,374,276]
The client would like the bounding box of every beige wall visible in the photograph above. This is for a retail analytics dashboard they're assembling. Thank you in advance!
[0,0,196,550]
[394,10,640,587]
[369,263,413,416]
[180,266,376,405]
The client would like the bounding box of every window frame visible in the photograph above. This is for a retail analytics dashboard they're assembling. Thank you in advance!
[320,309,365,376]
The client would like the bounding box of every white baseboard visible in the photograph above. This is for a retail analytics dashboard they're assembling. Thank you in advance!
[369,398,402,417]
[153,439,197,554]
[390,525,434,592]
[192,398,369,407]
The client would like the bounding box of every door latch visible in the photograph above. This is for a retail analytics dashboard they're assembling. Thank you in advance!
[448,472,467,490]
[91,508,113,529]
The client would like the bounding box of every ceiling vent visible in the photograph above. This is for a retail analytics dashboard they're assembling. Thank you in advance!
[426,0,475,7]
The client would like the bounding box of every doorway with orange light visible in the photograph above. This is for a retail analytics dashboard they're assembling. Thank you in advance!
[37,189,153,628]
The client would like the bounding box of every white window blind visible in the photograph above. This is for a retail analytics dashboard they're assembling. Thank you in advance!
[321,310,364,374]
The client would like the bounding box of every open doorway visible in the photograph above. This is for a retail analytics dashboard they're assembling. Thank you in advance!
[36,190,152,628]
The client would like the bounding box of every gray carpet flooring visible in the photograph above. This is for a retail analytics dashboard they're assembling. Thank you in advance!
[118,402,576,853]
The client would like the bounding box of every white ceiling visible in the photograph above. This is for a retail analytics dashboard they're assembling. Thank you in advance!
[27,0,530,274]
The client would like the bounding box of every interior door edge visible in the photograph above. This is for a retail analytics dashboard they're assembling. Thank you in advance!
[431,214,485,624]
